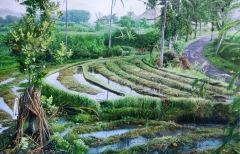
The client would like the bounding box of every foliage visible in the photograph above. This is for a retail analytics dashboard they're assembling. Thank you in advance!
[42,82,102,113]
[55,22,95,32]
[192,78,209,97]
[41,95,58,115]
[112,28,160,50]
[70,114,93,123]
[101,96,162,120]
[117,15,150,28]
[203,39,240,73]
[50,133,71,153]
[103,45,123,57]
[214,72,240,154]
[51,33,107,59]
[70,139,89,154]
[59,9,91,23]
[0,15,21,24]
[172,40,185,55]
[3,0,72,89]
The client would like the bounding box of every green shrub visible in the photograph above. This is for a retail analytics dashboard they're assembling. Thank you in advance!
[50,33,107,59]
[71,114,92,123]
[64,130,79,144]
[71,139,89,154]
[172,41,185,55]
[103,45,123,57]
[50,133,71,153]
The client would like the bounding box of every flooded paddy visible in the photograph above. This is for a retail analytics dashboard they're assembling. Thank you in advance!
[0,78,15,86]
[46,72,121,102]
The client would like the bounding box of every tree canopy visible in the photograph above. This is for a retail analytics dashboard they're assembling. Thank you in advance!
[59,9,91,23]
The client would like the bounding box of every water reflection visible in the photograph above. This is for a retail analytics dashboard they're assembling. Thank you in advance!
[90,72,141,96]
[79,126,138,139]
[46,72,121,102]
[0,78,15,86]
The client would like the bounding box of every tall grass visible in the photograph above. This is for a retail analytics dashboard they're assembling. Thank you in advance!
[41,81,101,113]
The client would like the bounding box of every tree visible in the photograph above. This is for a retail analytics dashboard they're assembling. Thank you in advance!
[160,0,168,66]
[109,0,124,48]
[59,10,91,23]
[3,0,72,150]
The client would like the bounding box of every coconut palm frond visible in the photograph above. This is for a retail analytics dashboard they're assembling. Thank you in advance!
[219,42,240,53]
[65,106,99,116]
[227,72,240,92]
[229,2,240,11]
[219,20,240,37]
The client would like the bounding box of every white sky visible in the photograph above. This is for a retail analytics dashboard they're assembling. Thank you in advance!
[0,0,147,23]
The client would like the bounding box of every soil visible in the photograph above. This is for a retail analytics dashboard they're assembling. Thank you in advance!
[183,35,240,86]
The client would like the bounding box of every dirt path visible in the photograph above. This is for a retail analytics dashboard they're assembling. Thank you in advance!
[183,35,239,86]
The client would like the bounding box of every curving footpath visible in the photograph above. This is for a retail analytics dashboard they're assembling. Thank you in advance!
[183,35,240,86]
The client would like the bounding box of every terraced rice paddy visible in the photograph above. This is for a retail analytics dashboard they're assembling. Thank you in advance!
[53,56,231,102]
[40,56,238,153]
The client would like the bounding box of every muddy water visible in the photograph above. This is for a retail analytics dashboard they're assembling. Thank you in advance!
[46,72,121,101]
[89,72,141,96]
[0,78,15,86]
[79,126,138,139]
[0,97,13,116]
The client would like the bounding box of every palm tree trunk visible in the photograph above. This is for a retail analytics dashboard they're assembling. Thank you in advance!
[160,0,168,67]
[194,21,197,39]
[108,0,114,49]
[199,22,202,36]
[65,0,68,51]
[215,33,224,55]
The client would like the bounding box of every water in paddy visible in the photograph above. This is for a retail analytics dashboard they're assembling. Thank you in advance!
[79,126,139,139]
[88,136,148,154]
[87,128,190,153]
[0,78,15,86]
[181,138,225,153]
[0,124,9,134]
[46,72,121,102]
[0,97,13,116]
[89,72,141,96]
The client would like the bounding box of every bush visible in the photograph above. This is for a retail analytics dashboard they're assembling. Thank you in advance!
[71,114,92,123]
[71,139,89,154]
[172,41,185,55]
[50,33,107,59]
[111,28,160,51]
[103,45,123,57]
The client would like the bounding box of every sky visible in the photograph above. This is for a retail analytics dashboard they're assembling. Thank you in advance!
[0,0,148,23]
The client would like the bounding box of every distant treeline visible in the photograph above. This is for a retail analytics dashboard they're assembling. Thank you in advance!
[0,15,21,24]
[59,10,91,23]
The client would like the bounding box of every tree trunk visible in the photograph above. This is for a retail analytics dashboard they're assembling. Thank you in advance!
[169,37,172,50]
[160,0,168,67]
[215,33,224,55]
[16,88,53,149]
[185,28,189,42]
[199,22,202,36]
[194,21,197,39]
[108,0,114,48]
[65,0,68,51]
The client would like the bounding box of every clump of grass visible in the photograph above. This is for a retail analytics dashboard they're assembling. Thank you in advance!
[41,81,102,113]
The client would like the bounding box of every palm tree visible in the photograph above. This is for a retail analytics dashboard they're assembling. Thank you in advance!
[63,0,68,52]
[160,0,168,66]
[109,0,124,48]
